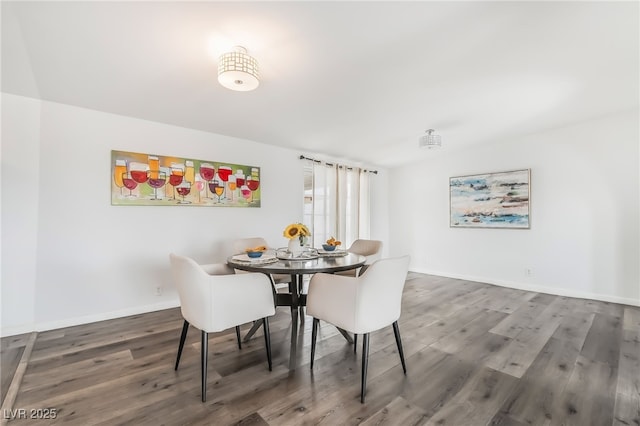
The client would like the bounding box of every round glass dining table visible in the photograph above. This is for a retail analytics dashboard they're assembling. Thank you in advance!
[227,252,365,370]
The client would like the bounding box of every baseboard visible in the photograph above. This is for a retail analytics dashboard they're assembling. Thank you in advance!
[0,324,37,338]
[1,299,180,338]
[409,268,640,307]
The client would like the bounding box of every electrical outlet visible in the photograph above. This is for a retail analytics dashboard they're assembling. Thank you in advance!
[156,286,163,296]
[524,268,533,277]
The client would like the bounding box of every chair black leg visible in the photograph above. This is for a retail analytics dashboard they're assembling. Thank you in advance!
[392,321,407,374]
[235,326,242,350]
[353,334,358,353]
[310,318,319,369]
[175,320,189,371]
[201,330,208,402]
[361,333,370,403]
[263,318,272,371]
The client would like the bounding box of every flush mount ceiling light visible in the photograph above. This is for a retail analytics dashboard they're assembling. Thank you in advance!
[217,46,260,92]
[419,129,442,149]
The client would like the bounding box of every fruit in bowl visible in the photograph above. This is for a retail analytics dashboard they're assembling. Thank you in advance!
[245,245,267,258]
[323,237,342,251]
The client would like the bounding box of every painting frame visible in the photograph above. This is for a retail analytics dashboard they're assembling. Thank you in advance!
[111,150,261,207]
[449,169,530,229]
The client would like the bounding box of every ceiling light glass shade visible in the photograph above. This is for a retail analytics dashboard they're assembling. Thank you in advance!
[419,129,442,149]
[217,46,260,92]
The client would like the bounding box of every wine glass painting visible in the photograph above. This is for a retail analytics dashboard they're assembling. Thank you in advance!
[122,172,137,197]
[111,150,261,207]
[113,160,127,196]
[175,181,191,204]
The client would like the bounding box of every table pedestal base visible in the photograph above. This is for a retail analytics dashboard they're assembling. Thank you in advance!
[227,254,365,371]
[242,274,353,370]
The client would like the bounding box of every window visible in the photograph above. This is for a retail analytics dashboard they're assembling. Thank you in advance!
[303,159,373,247]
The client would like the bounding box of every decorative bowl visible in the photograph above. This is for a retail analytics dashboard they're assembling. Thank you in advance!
[246,251,264,258]
[322,244,336,252]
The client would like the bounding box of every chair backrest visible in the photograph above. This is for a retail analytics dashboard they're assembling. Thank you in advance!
[169,253,274,332]
[233,237,269,254]
[355,255,410,332]
[348,239,383,264]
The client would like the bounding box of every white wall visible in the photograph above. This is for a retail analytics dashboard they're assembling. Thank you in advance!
[1,94,391,335]
[1,94,41,331]
[389,109,639,306]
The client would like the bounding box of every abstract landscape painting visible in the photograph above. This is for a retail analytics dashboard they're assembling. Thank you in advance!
[111,150,261,207]
[450,169,530,228]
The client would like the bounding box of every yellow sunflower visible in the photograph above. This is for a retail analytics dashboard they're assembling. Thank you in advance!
[283,223,311,240]
[299,224,310,236]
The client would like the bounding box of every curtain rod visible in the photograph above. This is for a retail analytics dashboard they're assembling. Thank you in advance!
[299,155,378,174]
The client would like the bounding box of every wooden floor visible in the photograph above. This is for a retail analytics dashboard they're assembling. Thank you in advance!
[2,273,639,425]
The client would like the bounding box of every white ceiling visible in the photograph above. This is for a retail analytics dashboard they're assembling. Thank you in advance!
[2,1,638,168]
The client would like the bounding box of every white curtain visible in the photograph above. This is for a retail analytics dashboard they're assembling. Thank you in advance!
[311,163,337,246]
[358,170,371,239]
[306,160,372,248]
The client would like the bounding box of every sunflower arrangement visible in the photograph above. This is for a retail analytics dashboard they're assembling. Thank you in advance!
[283,223,311,245]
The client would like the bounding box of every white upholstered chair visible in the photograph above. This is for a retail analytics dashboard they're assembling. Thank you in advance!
[337,239,383,277]
[232,237,295,342]
[170,253,275,402]
[307,255,410,403]
[232,237,291,291]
